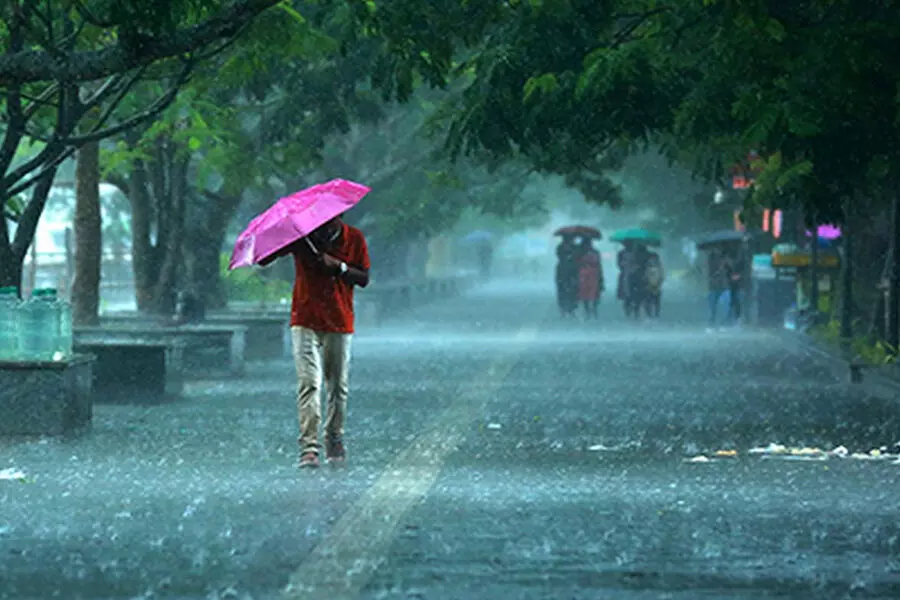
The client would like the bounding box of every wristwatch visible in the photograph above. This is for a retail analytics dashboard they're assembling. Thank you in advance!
[338,261,348,276]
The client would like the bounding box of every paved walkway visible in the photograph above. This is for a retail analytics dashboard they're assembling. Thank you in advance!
[2,278,900,599]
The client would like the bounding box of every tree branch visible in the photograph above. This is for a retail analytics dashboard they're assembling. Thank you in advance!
[11,167,55,259]
[60,63,192,145]
[21,82,60,120]
[0,0,280,85]
[72,0,116,28]
[7,61,190,196]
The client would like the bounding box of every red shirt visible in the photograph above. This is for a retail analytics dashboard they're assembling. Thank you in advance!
[290,223,370,333]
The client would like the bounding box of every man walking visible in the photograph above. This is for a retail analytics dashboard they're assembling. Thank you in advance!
[706,247,732,331]
[261,216,370,468]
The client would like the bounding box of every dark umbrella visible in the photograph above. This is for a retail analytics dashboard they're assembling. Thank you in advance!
[554,225,601,238]
[695,230,753,250]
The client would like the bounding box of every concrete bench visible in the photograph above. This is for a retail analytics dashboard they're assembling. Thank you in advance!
[204,313,290,360]
[75,324,246,378]
[74,339,185,404]
[103,311,288,361]
[0,355,95,437]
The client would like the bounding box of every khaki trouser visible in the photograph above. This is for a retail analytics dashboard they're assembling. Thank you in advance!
[291,326,352,455]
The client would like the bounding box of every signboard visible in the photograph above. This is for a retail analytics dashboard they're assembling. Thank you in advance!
[729,150,763,190]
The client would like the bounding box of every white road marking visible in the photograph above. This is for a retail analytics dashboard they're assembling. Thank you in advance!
[283,326,539,599]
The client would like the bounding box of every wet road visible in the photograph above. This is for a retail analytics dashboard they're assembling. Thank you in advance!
[3,278,900,599]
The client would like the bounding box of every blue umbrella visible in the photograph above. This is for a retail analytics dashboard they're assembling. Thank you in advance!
[462,230,494,243]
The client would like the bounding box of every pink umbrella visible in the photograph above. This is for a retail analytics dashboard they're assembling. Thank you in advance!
[804,224,842,240]
[228,178,370,270]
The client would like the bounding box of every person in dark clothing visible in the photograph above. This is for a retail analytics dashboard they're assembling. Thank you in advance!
[728,245,748,324]
[475,240,494,280]
[555,236,580,318]
[643,250,664,318]
[624,244,651,319]
[707,248,733,330]
[617,241,640,317]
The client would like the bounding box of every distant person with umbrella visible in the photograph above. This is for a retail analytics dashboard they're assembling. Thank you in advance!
[464,230,494,280]
[554,226,600,318]
[610,228,662,319]
[695,230,750,329]
[706,247,733,330]
[643,249,664,318]
[728,244,749,324]
[577,236,604,319]
[230,179,371,469]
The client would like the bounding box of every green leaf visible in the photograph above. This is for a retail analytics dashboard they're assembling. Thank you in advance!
[774,159,813,188]
[276,1,306,23]
[188,137,203,151]
[523,73,558,102]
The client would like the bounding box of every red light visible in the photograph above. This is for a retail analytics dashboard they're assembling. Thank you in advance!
[732,175,752,189]
[762,209,770,232]
[773,210,783,239]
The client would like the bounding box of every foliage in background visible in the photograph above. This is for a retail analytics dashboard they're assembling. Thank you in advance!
[0,0,283,289]
[218,253,292,303]
[812,319,897,367]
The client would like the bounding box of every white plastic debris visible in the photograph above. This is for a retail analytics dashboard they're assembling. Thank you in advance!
[0,468,26,481]
[831,445,849,457]
[687,456,711,463]
[486,423,502,430]
[749,443,788,455]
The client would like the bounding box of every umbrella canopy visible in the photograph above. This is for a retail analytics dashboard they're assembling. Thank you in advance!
[553,225,601,238]
[462,230,494,243]
[228,178,370,270]
[805,224,842,240]
[609,228,661,246]
[695,229,751,250]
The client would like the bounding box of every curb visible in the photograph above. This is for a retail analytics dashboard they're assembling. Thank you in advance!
[776,329,900,398]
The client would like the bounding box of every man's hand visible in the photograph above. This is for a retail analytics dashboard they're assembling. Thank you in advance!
[321,253,343,274]
[319,252,369,287]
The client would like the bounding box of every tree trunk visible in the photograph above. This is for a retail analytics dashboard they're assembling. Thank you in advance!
[127,158,159,311]
[148,155,189,316]
[840,197,854,344]
[1,170,56,295]
[808,213,820,317]
[125,136,189,316]
[0,243,21,292]
[71,141,102,326]
[185,191,241,311]
[887,193,900,353]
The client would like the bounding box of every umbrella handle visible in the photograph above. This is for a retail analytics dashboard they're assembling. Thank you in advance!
[305,237,321,256]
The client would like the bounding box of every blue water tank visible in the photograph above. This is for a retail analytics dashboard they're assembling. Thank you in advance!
[18,288,59,361]
[0,286,19,360]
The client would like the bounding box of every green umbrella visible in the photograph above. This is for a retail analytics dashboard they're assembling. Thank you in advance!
[609,228,662,246]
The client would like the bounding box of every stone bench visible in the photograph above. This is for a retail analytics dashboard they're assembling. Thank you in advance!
[75,324,246,379]
[204,312,290,360]
[0,355,95,437]
[74,339,185,404]
[103,312,289,361]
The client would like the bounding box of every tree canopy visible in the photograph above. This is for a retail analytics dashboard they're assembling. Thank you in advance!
[0,0,285,288]
[347,0,900,223]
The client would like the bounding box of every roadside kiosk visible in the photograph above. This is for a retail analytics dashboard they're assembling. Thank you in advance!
[771,246,840,316]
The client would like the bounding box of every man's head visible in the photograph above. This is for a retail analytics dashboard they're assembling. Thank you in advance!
[310,217,343,247]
